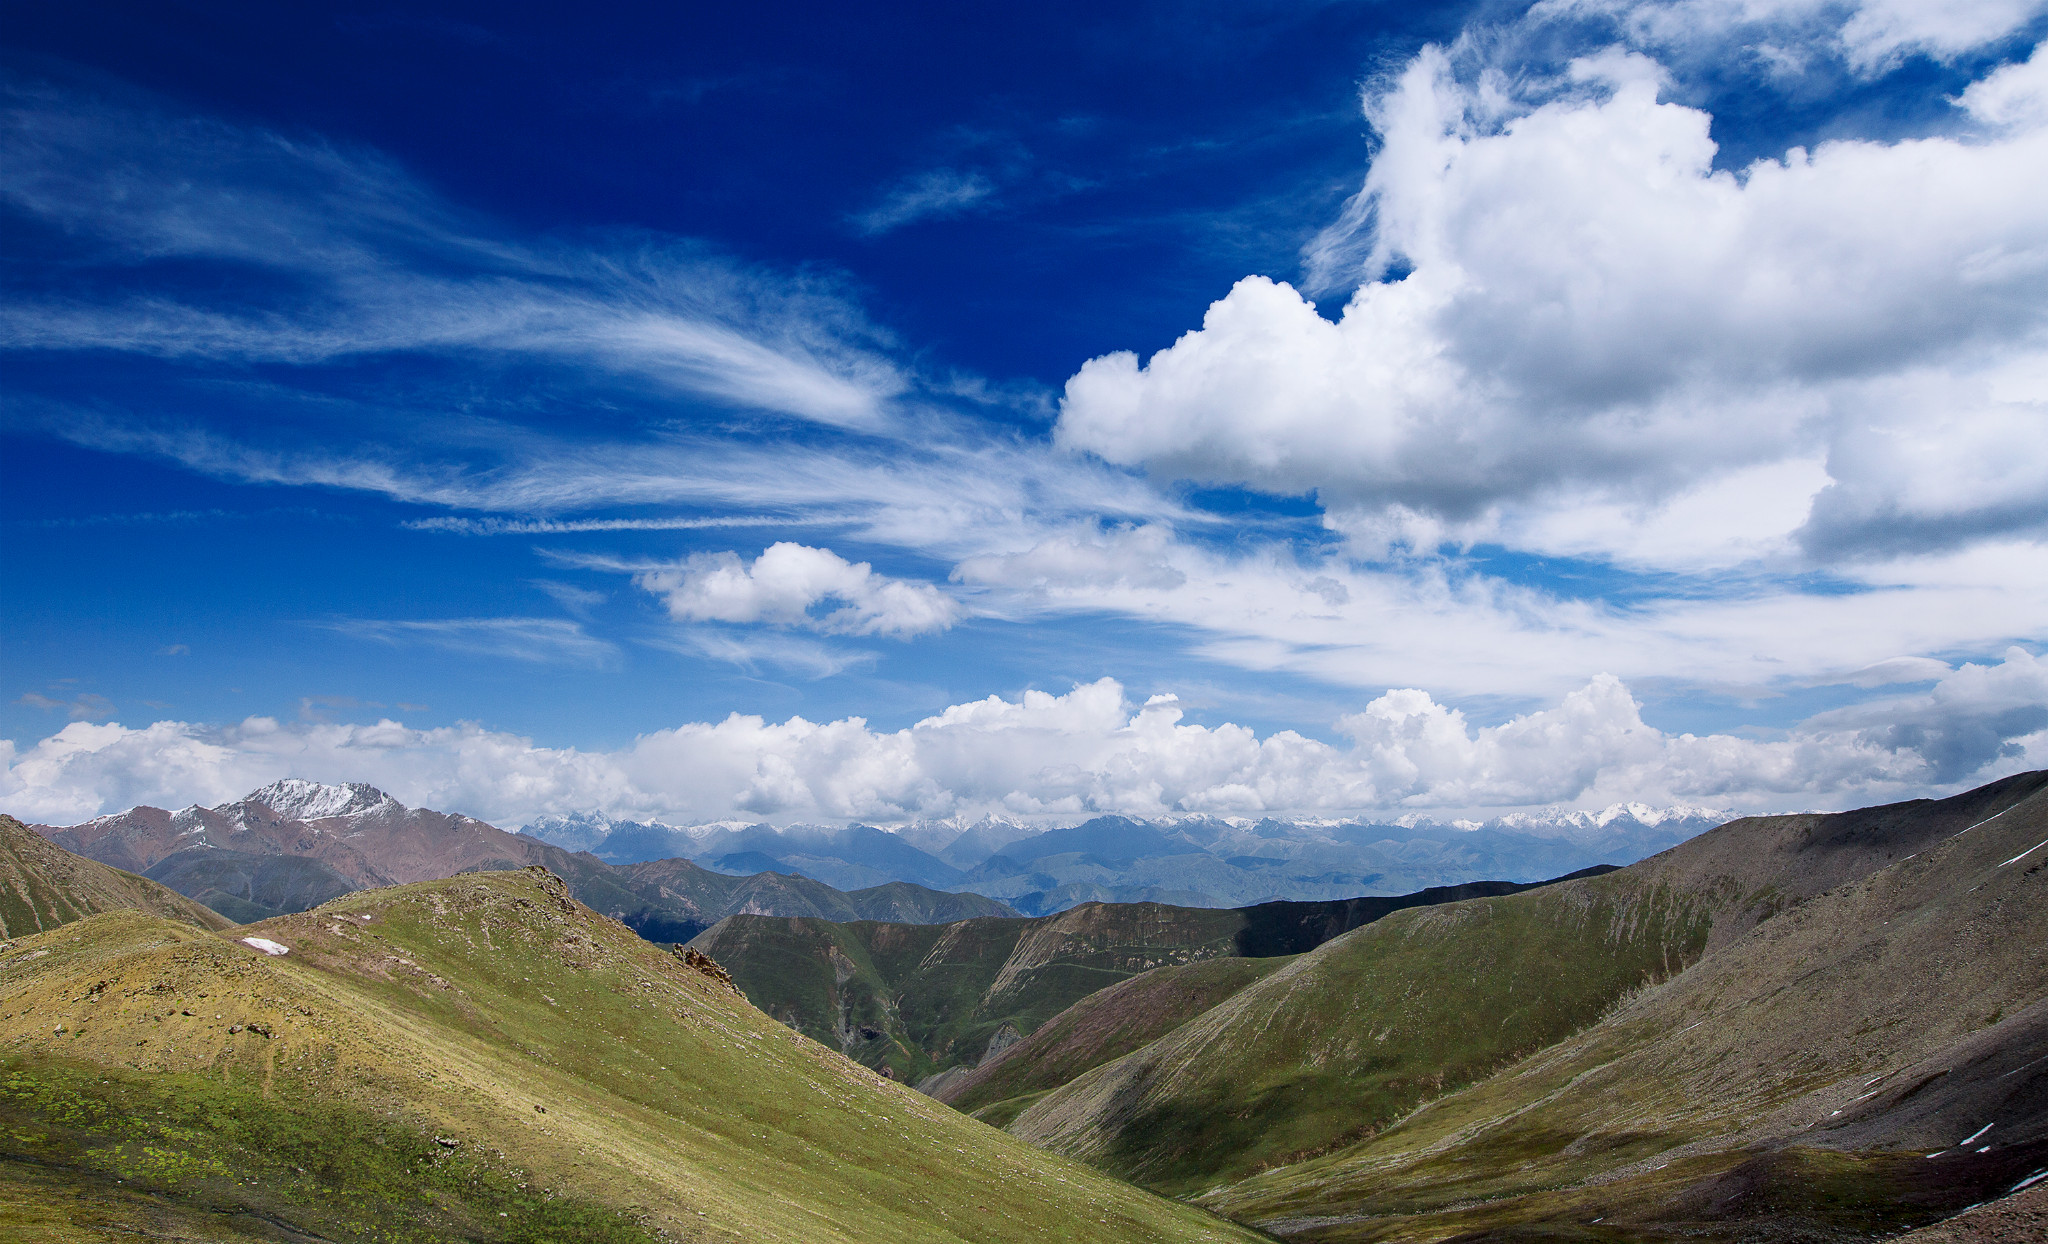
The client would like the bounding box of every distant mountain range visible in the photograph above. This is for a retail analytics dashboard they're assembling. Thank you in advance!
[526,803,1731,913]
[25,780,1013,937]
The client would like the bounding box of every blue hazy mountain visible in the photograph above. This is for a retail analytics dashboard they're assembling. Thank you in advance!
[527,803,1731,916]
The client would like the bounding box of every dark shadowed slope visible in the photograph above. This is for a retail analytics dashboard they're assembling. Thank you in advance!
[1012,771,2048,1242]
[0,814,230,937]
[0,855,1262,1244]
[140,846,357,924]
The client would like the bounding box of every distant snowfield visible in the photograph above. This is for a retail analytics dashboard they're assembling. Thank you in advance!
[239,937,289,956]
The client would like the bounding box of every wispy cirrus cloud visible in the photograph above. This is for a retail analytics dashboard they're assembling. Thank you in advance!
[17,691,115,721]
[0,75,907,432]
[315,617,620,666]
[655,630,881,680]
[852,167,998,234]
[405,514,832,535]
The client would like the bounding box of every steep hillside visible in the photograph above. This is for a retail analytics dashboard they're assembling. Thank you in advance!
[1228,866,1615,957]
[694,867,1599,1085]
[689,903,1249,1083]
[0,814,230,937]
[1200,770,2048,1241]
[1014,865,1719,1192]
[936,955,1294,1127]
[0,862,1261,1244]
[141,846,358,923]
[1010,771,2048,1239]
[29,783,1014,938]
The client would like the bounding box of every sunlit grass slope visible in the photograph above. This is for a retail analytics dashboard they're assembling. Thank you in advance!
[0,866,1262,1244]
[1,813,231,937]
[1201,773,2048,1241]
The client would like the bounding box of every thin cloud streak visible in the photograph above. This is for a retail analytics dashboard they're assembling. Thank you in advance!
[314,617,620,667]
[0,77,908,431]
[406,515,838,535]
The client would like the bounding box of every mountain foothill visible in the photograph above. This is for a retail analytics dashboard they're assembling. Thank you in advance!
[1,771,2042,1240]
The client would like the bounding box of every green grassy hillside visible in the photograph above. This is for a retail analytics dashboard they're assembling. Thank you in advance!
[1012,871,1718,1193]
[0,814,232,937]
[1200,773,2048,1241]
[0,864,1262,1244]
[1001,772,2048,1240]
[692,868,1607,1087]
[688,902,1250,1082]
[938,955,1293,1127]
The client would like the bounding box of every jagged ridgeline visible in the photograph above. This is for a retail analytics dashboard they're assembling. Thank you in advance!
[0,856,1262,1243]
[686,871,1609,1085]
[999,771,2048,1241]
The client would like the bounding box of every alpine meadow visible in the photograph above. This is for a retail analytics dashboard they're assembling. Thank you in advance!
[3,1,2045,1241]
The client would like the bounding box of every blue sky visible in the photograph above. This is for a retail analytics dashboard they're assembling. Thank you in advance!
[4,0,2047,827]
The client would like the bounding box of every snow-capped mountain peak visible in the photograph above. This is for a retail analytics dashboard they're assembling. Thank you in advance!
[240,779,397,822]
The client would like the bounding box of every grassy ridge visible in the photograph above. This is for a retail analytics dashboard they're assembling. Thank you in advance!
[942,956,1293,1126]
[692,873,1608,1087]
[691,903,1249,1082]
[1007,773,2048,1204]
[0,868,1264,1244]
[1012,875,1716,1194]
[1199,778,2048,1240]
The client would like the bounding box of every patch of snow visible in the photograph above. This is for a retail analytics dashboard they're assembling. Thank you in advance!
[1960,1123,1995,1146]
[239,937,290,956]
[1997,839,2047,868]
[1951,802,2023,839]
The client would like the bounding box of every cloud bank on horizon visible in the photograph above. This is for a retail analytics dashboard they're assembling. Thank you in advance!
[3,0,2045,826]
[7,649,2043,828]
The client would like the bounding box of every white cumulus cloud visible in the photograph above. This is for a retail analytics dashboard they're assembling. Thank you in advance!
[1055,34,2048,570]
[4,651,2040,828]
[632,542,961,637]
